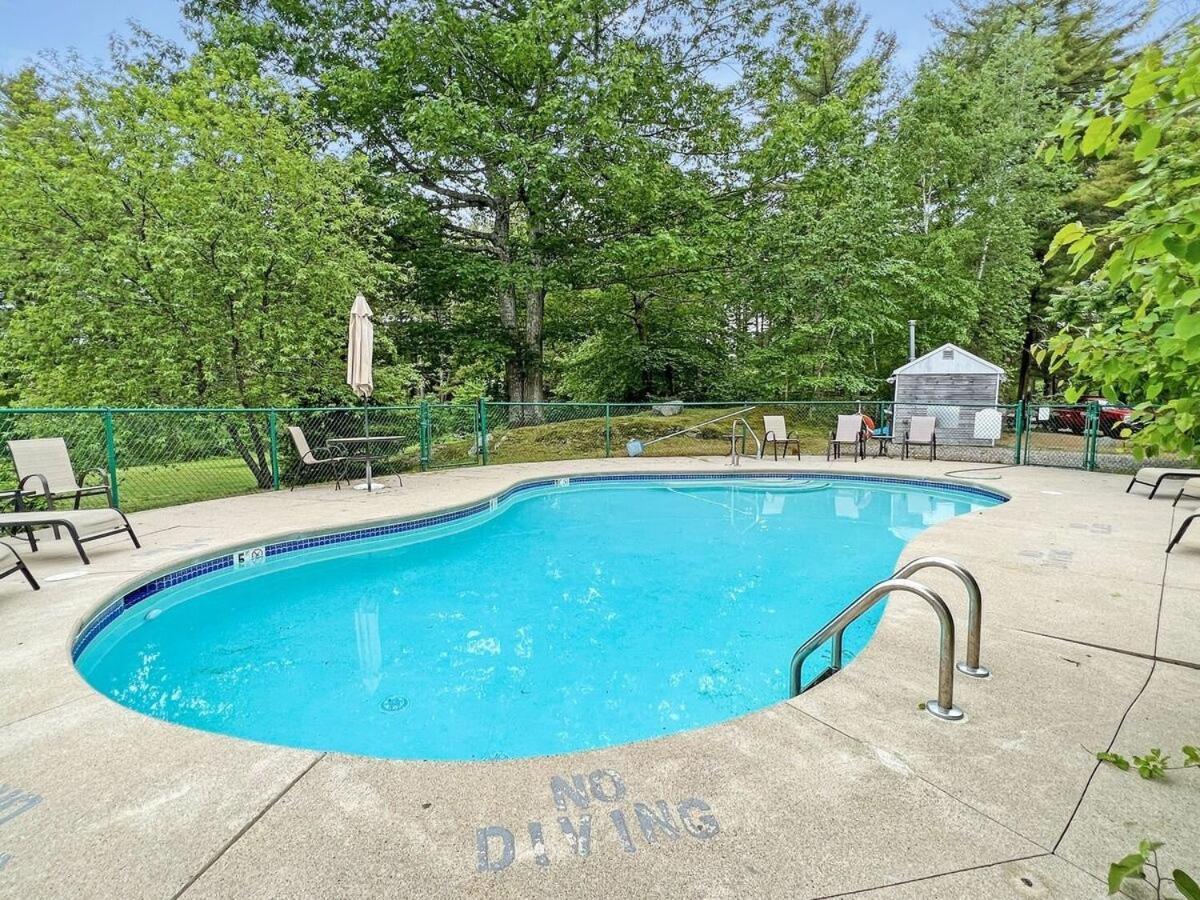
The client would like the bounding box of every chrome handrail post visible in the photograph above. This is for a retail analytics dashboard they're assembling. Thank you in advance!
[830,629,844,671]
[894,556,989,678]
[788,577,964,722]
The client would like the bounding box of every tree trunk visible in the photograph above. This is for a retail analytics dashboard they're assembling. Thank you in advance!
[226,415,273,489]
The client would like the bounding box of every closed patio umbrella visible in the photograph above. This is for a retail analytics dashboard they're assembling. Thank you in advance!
[347,294,376,490]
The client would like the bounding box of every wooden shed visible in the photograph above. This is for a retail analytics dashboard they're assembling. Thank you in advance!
[889,343,1005,445]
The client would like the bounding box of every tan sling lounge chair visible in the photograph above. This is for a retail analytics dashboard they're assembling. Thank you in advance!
[0,508,139,564]
[8,438,112,508]
[0,541,38,589]
[1127,467,1200,499]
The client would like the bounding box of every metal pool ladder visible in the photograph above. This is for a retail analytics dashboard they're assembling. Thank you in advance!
[788,558,988,722]
[727,418,762,465]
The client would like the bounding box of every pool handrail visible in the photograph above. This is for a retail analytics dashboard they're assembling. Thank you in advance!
[893,556,988,678]
[727,418,763,465]
[789,577,964,722]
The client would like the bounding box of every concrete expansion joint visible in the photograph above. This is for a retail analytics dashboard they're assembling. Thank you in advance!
[784,704,1055,855]
[171,752,328,900]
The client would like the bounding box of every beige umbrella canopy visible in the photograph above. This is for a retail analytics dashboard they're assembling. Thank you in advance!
[347,293,374,400]
[346,294,377,490]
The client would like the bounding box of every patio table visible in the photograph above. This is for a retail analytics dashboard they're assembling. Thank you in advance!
[326,435,408,492]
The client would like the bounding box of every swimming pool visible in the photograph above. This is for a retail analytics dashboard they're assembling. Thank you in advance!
[75,474,1003,760]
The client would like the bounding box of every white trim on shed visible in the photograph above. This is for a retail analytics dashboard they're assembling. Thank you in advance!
[889,343,1006,379]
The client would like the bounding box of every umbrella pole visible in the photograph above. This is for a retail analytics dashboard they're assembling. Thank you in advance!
[364,398,372,492]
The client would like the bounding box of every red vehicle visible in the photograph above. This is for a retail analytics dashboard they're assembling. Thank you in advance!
[1045,397,1140,438]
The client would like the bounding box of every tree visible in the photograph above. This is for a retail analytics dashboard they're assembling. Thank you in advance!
[187,0,754,409]
[1044,31,1200,461]
[929,0,1153,399]
[0,47,392,485]
[893,4,1073,387]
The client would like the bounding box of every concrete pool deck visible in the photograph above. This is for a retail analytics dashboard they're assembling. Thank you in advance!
[0,456,1197,899]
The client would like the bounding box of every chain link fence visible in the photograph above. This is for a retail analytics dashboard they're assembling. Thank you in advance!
[0,399,1188,512]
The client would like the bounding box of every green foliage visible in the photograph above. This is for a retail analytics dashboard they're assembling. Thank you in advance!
[0,0,1157,413]
[0,46,394,410]
[1096,743,1200,779]
[1108,840,1163,895]
[1107,840,1199,900]
[1097,750,1131,771]
[0,45,397,483]
[1044,31,1200,461]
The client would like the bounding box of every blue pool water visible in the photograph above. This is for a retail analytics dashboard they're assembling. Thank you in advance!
[77,477,1000,760]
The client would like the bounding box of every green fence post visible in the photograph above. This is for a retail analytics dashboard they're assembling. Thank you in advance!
[1013,400,1025,465]
[1085,401,1100,471]
[604,404,612,458]
[419,400,432,471]
[268,409,281,490]
[102,409,120,510]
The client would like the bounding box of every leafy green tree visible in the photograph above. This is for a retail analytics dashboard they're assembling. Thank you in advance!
[0,47,392,484]
[722,0,905,397]
[188,0,751,408]
[1044,31,1200,460]
[930,0,1152,399]
[893,4,1072,386]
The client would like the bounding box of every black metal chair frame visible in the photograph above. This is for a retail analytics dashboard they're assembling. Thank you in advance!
[287,450,351,491]
[1127,470,1195,499]
[1168,513,1199,553]
[903,432,938,461]
[826,429,865,462]
[0,542,38,590]
[763,430,798,461]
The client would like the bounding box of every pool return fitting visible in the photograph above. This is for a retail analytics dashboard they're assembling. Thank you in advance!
[788,558,988,722]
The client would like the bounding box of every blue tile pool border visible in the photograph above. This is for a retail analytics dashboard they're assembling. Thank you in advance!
[71,471,1006,661]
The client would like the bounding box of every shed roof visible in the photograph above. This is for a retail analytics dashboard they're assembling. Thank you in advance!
[890,343,1006,378]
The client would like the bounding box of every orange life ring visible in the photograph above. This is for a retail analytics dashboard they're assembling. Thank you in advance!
[862,414,875,437]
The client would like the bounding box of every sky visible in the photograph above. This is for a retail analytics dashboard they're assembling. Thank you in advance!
[0,0,949,73]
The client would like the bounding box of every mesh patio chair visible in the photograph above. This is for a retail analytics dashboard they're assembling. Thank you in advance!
[903,416,938,460]
[762,415,797,461]
[0,508,139,565]
[826,415,865,462]
[0,541,38,590]
[8,438,111,509]
[1127,467,1198,499]
[1173,477,1200,508]
[1168,510,1200,553]
[286,426,351,491]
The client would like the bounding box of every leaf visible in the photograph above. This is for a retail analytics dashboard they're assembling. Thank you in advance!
[1133,124,1162,161]
[1081,116,1114,155]
[1183,746,1200,767]
[1133,749,1168,779]
[1108,852,1147,894]
[1177,315,1200,341]
[1048,222,1087,260]
[1097,751,1130,771]
[1165,236,1198,264]
[1175,869,1200,900]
